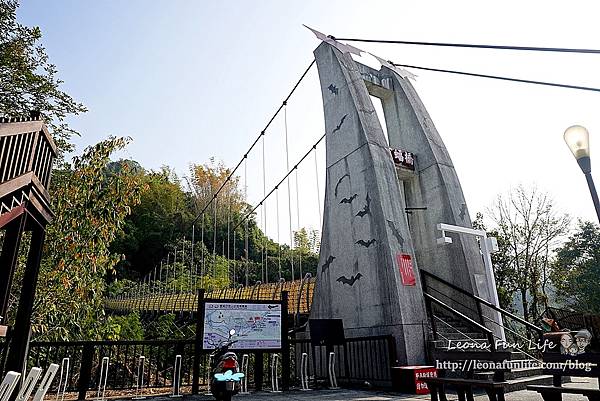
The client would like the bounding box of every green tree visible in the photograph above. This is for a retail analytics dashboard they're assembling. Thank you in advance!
[0,0,86,157]
[551,221,600,313]
[488,185,570,322]
[111,166,192,279]
[29,137,146,340]
[472,213,515,311]
[102,313,144,340]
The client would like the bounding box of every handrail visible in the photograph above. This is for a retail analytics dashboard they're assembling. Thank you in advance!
[424,293,495,351]
[433,315,484,344]
[420,269,542,334]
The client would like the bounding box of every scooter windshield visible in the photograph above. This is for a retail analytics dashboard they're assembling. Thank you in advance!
[214,370,245,382]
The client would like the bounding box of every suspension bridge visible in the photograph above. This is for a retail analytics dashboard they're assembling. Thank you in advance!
[3,27,600,398]
[105,276,315,316]
[99,29,600,363]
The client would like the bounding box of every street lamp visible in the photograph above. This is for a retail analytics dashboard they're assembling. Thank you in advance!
[564,125,600,223]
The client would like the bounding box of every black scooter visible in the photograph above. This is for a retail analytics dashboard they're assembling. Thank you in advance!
[210,329,243,401]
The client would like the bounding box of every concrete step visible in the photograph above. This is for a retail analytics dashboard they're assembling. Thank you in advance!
[504,374,557,392]
[474,366,543,381]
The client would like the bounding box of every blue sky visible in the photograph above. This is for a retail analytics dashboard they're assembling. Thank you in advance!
[17,1,600,239]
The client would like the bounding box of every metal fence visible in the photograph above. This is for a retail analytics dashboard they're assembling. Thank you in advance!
[289,335,396,387]
[28,339,198,399]
[12,333,395,399]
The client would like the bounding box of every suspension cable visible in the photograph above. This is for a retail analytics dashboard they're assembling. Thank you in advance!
[191,224,195,290]
[262,134,267,283]
[173,248,177,293]
[180,237,185,292]
[233,230,237,284]
[391,62,600,93]
[187,59,316,229]
[244,156,249,287]
[212,198,218,283]
[227,192,231,284]
[331,36,600,54]
[201,213,205,288]
[284,105,295,281]
[295,167,302,279]
[276,187,282,280]
[166,253,171,294]
[231,129,328,233]
[313,146,322,224]
[159,261,163,296]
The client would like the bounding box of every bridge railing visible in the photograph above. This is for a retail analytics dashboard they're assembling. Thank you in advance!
[105,277,316,316]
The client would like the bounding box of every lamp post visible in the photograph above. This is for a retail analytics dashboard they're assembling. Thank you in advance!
[564,125,600,223]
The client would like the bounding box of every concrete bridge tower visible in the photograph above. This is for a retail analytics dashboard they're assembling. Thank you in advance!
[310,41,494,365]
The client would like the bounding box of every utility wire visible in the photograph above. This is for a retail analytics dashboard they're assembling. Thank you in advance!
[391,62,600,93]
[332,36,600,54]
[187,59,316,228]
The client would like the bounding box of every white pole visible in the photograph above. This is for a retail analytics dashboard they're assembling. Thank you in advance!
[300,353,310,391]
[97,357,109,401]
[132,356,146,400]
[270,354,281,392]
[204,355,213,395]
[328,352,339,389]
[239,354,250,394]
[170,355,182,398]
[56,358,69,401]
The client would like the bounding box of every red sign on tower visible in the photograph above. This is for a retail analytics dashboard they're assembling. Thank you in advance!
[396,253,416,286]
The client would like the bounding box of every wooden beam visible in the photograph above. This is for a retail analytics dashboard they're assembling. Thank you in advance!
[0,204,25,230]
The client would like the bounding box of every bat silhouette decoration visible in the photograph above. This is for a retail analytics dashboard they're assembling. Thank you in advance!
[321,255,336,273]
[332,114,348,134]
[356,193,371,217]
[459,203,467,220]
[386,220,404,247]
[327,84,339,95]
[340,194,358,204]
[337,273,363,286]
[355,238,377,248]
[334,173,350,197]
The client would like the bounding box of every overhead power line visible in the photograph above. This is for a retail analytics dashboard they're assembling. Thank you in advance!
[391,62,600,93]
[332,36,600,55]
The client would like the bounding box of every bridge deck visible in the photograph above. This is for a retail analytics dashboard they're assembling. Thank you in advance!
[104,278,315,315]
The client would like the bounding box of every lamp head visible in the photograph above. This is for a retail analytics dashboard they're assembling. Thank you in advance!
[564,125,590,160]
[564,125,591,174]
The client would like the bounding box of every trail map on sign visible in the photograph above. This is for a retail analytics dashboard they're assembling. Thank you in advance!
[203,302,282,350]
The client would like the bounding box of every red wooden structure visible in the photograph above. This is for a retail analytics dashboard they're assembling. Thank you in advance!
[0,116,56,375]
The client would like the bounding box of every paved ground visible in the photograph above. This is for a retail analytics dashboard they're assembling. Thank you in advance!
[124,377,597,401]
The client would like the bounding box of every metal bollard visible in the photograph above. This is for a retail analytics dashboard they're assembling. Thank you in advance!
[132,356,146,399]
[16,367,42,401]
[270,354,281,393]
[204,355,213,395]
[96,357,109,401]
[328,352,339,389]
[33,364,59,401]
[170,354,182,398]
[300,353,311,391]
[0,372,21,401]
[239,354,249,395]
[56,358,70,401]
